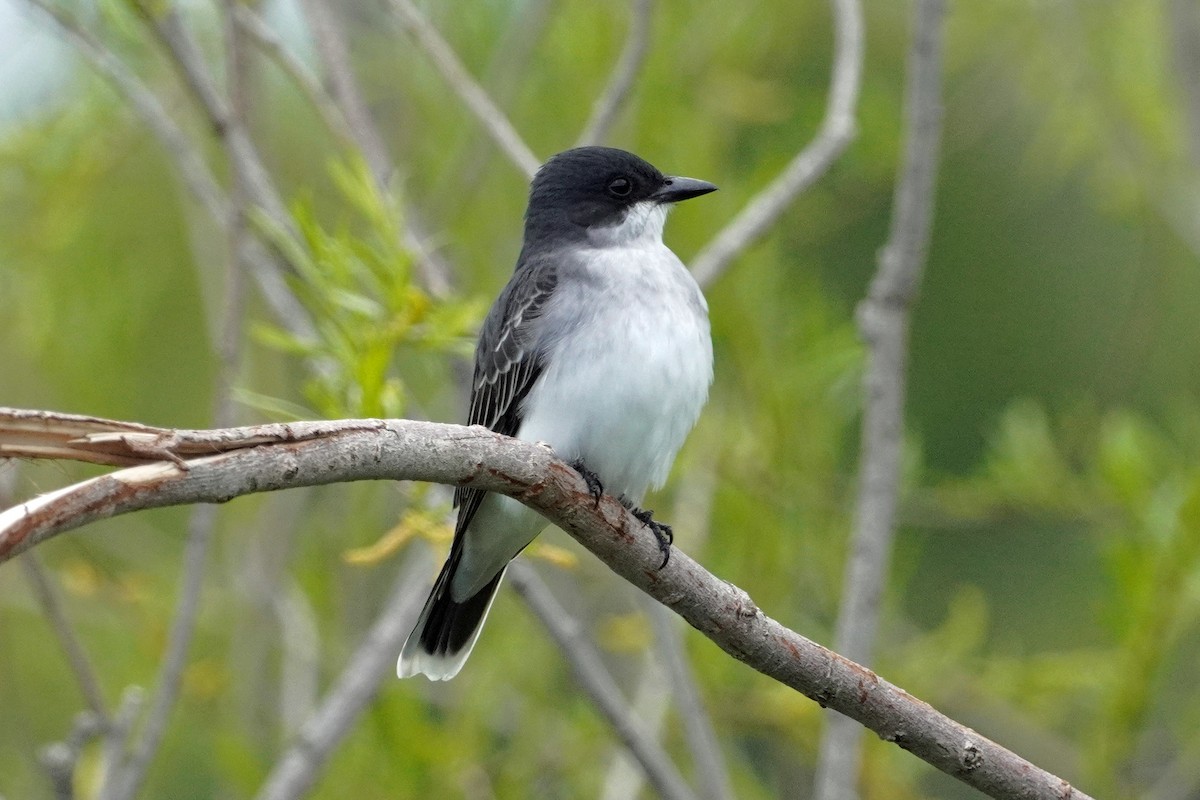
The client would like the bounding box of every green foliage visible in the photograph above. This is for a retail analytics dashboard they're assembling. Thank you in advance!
[926,404,1200,796]
[3,1,1200,798]
[251,155,482,420]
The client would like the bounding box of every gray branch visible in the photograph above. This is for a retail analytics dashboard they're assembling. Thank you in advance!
[690,0,864,288]
[233,4,356,147]
[254,551,432,800]
[387,0,541,178]
[135,5,290,225]
[509,562,698,800]
[20,556,111,723]
[576,0,654,146]
[22,0,224,221]
[21,0,316,343]
[649,603,733,800]
[103,24,256,791]
[0,409,1095,799]
[296,0,455,296]
[813,1,946,798]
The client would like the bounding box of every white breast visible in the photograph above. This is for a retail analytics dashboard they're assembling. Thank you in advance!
[518,241,713,503]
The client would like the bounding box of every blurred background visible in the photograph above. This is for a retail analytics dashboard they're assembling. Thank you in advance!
[1,0,1199,798]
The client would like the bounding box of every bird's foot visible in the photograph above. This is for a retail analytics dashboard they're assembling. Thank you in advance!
[570,459,604,507]
[631,507,673,569]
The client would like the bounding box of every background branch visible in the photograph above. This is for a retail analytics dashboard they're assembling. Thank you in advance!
[254,550,431,800]
[0,410,1094,799]
[575,0,654,146]
[20,556,110,724]
[387,0,541,178]
[690,0,864,288]
[814,1,946,797]
[20,0,317,343]
[296,0,455,296]
[510,562,698,800]
[101,24,255,792]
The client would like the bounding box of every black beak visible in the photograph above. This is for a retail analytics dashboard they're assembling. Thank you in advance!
[652,175,718,204]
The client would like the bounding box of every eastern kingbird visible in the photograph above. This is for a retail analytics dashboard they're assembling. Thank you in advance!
[398,146,717,681]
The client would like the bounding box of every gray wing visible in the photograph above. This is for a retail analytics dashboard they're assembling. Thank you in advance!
[453,255,559,537]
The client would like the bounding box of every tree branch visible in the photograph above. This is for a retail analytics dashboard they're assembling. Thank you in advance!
[254,550,432,800]
[386,0,541,178]
[134,4,289,225]
[233,4,356,148]
[22,0,224,221]
[576,0,654,146]
[101,27,256,791]
[648,603,733,800]
[814,1,946,797]
[690,0,864,288]
[20,0,317,343]
[509,562,698,800]
[0,409,1093,799]
[295,0,455,296]
[20,556,111,724]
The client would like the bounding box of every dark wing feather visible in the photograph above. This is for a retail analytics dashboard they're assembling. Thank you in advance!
[453,257,558,537]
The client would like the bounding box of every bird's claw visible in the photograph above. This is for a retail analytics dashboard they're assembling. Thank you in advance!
[632,507,673,569]
[570,459,604,507]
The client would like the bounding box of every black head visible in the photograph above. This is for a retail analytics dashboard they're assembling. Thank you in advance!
[524,146,716,245]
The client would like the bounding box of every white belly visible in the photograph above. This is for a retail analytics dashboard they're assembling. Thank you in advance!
[452,242,712,601]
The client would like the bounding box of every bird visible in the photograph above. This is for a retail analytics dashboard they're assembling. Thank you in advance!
[398,146,717,681]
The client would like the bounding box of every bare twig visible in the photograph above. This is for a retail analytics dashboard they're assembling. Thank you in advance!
[20,0,316,343]
[102,505,220,800]
[649,604,733,800]
[576,0,654,146]
[386,0,540,178]
[234,4,355,146]
[102,16,255,793]
[20,556,111,723]
[39,712,107,800]
[254,551,432,800]
[813,1,945,797]
[690,0,864,288]
[1168,0,1200,168]
[294,0,454,296]
[0,410,1095,799]
[135,5,289,225]
[21,0,223,220]
[599,646,672,800]
[434,0,554,217]
[295,0,394,182]
[100,687,145,794]
[510,562,698,800]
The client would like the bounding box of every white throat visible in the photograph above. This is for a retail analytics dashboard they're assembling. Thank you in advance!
[587,201,670,248]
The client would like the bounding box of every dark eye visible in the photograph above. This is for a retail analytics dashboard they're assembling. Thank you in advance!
[607,176,632,197]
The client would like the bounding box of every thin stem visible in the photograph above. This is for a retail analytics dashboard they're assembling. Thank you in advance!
[386,0,540,178]
[135,5,289,224]
[102,505,219,800]
[509,562,699,800]
[22,0,223,220]
[254,551,433,800]
[576,0,654,146]
[21,0,316,343]
[296,0,455,295]
[649,604,733,800]
[690,0,864,288]
[813,0,946,797]
[233,4,356,147]
[103,11,256,795]
[20,556,111,724]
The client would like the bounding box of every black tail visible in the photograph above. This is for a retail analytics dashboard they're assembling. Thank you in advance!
[397,551,506,681]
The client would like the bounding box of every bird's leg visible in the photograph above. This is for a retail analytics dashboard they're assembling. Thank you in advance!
[624,500,673,569]
[570,459,604,507]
